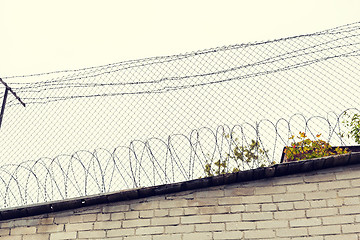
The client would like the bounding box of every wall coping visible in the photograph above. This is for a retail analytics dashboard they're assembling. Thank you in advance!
[1,152,360,221]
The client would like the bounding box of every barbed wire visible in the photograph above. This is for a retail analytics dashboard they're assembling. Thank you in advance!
[0,109,358,208]
[0,21,359,208]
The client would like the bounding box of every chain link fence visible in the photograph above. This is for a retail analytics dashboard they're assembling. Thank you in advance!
[0,22,360,208]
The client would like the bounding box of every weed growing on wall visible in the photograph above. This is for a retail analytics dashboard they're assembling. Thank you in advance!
[204,136,271,177]
[284,132,349,162]
[342,112,360,144]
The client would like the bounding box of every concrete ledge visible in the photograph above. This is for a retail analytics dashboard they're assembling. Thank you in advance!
[1,151,360,221]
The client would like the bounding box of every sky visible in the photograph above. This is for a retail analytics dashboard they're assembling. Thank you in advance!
[1,0,360,77]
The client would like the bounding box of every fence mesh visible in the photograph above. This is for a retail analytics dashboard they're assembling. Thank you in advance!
[0,22,360,208]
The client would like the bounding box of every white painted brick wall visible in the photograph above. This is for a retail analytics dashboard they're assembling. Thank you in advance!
[1,164,360,239]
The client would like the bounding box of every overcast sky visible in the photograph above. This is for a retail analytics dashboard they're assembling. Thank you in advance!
[0,0,359,77]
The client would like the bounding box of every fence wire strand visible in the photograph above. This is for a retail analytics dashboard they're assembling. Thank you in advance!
[0,22,360,208]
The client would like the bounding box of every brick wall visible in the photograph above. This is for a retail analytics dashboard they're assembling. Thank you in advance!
[1,163,360,239]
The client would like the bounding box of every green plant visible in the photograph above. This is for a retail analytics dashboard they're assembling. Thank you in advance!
[203,137,271,177]
[284,132,349,161]
[342,111,360,144]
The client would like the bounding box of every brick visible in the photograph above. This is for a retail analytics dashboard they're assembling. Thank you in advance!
[153,234,182,240]
[0,236,22,240]
[136,226,164,235]
[356,215,360,222]
[107,228,135,237]
[327,198,344,207]
[2,219,40,228]
[308,225,341,235]
[124,235,152,240]
[211,213,241,222]
[272,175,304,185]
[97,213,111,221]
[50,231,77,240]
[340,205,360,214]
[154,209,169,217]
[181,215,210,224]
[242,212,273,221]
[66,222,93,231]
[338,187,360,197]
[304,173,335,183]
[277,202,293,210]
[49,211,73,218]
[309,200,327,208]
[169,208,184,216]
[125,211,140,219]
[199,206,230,215]
[290,218,321,227]
[274,210,305,219]
[123,219,150,228]
[245,204,261,212]
[10,226,36,235]
[78,230,105,238]
[342,223,360,233]
[276,228,307,237]
[344,197,360,205]
[226,221,256,230]
[219,197,242,205]
[244,229,275,239]
[243,178,273,187]
[293,237,323,240]
[225,187,254,196]
[37,224,64,233]
[81,213,97,222]
[196,223,225,232]
[188,198,217,207]
[152,217,180,226]
[305,191,337,200]
[23,234,49,240]
[294,201,311,209]
[165,225,194,233]
[159,199,188,209]
[273,193,304,202]
[94,220,122,229]
[351,179,360,186]
[336,170,360,180]
[322,215,355,225]
[68,215,83,223]
[213,231,244,239]
[196,189,224,198]
[256,220,288,229]
[130,201,159,211]
[318,180,351,190]
[324,234,358,240]
[261,203,277,211]
[104,237,124,240]
[103,204,130,213]
[0,228,10,236]
[139,210,154,218]
[53,216,69,224]
[306,207,338,217]
[287,183,318,192]
[111,212,125,220]
[182,232,212,240]
[241,195,273,204]
[40,218,54,225]
[230,205,246,213]
[254,186,286,195]
[184,207,198,215]
[74,207,100,214]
